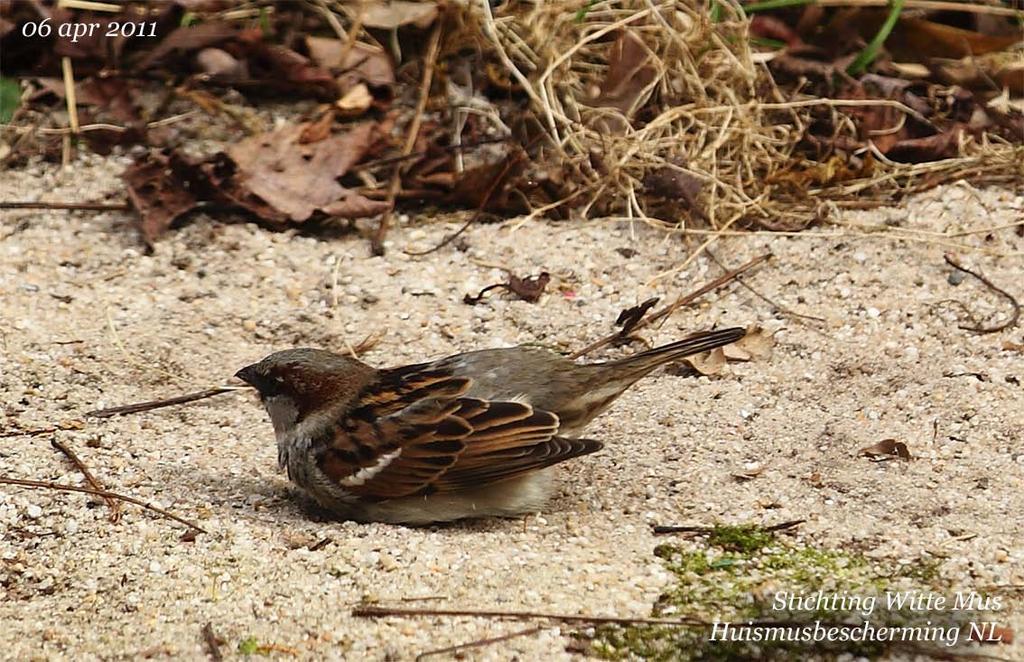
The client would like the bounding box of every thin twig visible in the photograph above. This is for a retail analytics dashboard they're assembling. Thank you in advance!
[1,421,83,438]
[353,604,707,627]
[706,250,825,325]
[416,626,544,661]
[61,56,79,133]
[50,438,122,522]
[85,386,245,418]
[652,519,806,535]
[652,524,713,535]
[371,20,442,256]
[202,623,224,661]
[404,150,524,257]
[2,427,58,438]
[570,253,771,360]
[0,477,206,533]
[354,137,510,172]
[58,0,121,11]
[0,201,130,211]
[943,254,1020,334]
[815,0,1023,18]
[353,604,864,634]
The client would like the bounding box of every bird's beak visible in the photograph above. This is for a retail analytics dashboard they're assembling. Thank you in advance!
[235,364,258,387]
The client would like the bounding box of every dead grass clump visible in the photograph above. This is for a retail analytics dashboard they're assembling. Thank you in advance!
[473,0,1022,232]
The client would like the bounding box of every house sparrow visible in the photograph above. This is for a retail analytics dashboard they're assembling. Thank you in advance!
[236,326,745,524]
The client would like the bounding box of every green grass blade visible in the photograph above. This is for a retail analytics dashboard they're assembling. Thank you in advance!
[0,77,21,123]
[846,0,905,75]
[710,0,723,22]
[575,0,598,23]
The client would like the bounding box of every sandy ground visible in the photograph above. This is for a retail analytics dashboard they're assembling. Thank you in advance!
[1,154,1023,661]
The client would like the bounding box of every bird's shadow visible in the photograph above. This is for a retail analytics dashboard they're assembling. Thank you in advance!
[160,464,565,536]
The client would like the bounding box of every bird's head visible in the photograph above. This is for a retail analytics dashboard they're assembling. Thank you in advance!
[236,348,373,425]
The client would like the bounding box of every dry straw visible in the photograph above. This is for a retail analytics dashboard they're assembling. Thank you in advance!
[473,0,1022,232]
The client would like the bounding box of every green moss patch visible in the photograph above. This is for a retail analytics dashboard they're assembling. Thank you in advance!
[591,525,991,660]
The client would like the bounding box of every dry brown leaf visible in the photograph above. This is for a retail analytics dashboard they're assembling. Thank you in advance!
[722,344,751,361]
[362,1,438,30]
[123,150,199,247]
[769,54,837,82]
[750,15,803,48]
[933,53,1024,97]
[886,126,965,163]
[463,272,550,305]
[321,193,395,219]
[858,438,912,461]
[444,150,525,211]
[590,30,657,118]
[299,111,335,144]
[195,47,246,79]
[137,22,240,70]
[248,42,337,92]
[305,36,347,68]
[306,38,395,89]
[226,122,387,222]
[615,297,660,336]
[732,462,764,481]
[683,347,727,375]
[890,18,1022,61]
[508,272,551,302]
[642,166,706,221]
[888,62,930,79]
[194,153,288,226]
[336,83,373,115]
[722,325,773,362]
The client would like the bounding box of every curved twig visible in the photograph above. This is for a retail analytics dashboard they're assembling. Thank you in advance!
[0,477,206,533]
[943,254,1020,334]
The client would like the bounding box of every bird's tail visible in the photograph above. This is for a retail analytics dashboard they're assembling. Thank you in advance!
[603,326,747,379]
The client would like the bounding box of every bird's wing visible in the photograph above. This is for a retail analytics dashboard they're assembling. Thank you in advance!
[311,364,601,499]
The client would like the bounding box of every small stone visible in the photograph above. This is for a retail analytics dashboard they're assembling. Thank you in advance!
[25,504,43,519]
[947,270,965,286]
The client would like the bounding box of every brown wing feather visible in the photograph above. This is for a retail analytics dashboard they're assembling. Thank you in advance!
[314,365,602,500]
[431,400,601,492]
